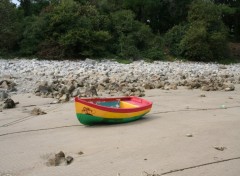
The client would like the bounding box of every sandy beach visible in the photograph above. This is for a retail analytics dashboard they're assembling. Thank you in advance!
[1,85,240,176]
[1,0,240,174]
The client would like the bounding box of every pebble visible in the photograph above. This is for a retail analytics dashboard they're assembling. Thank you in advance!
[214,146,227,151]
[66,156,74,164]
[186,134,193,137]
[31,107,47,115]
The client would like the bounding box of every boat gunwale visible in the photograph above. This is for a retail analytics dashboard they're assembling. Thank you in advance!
[75,96,152,113]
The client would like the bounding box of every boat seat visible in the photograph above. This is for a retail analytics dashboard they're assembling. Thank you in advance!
[120,101,138,108]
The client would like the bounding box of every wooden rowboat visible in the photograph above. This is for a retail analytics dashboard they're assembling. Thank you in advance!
[75,96,152,125]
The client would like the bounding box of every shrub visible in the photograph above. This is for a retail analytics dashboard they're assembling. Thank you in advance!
[164,0,229,62]
[19,16,47,56]
[164,24,188,56]
[110,10,164,59]
[0,0,23,54]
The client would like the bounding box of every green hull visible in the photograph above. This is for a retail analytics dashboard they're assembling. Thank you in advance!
[76,113,146,125]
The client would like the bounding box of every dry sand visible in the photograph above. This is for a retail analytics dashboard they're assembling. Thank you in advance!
[0,86,240,176]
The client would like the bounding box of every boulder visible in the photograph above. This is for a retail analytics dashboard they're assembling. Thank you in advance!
[0,80,16,91]
[85,86,98,97]
[201,85,210,91]
[72,88,80,97]
[143,83,154,89]
[59,94,69,102]
[3,98,16,109]
[35,81,51,94]
[224,84,235,91]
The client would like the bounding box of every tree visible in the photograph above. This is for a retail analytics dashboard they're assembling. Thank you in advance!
[123,0,192,33]
[36,0,112,59]
[180,0,229,61]
[213,0,240,41]
[110,10,164,60]
[18,0,50,16]
[19,15,47,56]
[0,0,23,54]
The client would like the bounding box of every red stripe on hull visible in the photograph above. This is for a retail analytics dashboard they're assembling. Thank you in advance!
[75,96,152,113]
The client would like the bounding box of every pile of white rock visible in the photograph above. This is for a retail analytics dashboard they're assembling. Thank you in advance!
[0,58,240,101]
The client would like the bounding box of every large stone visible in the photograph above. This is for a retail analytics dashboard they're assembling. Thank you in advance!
[201,85,210,91]
[0,81,9,89]
[59,94,69,102]
[144,83,154,89]
[66,84,75,94]
[0,80,16,91]
[155,82,164,89]
[101,77,110,83]
[3,98,16,109]
[85,86,98,97]
[224,84,235,91]
[35,81,51,94]
[55,151,65,158]
[169,83,178,90]
[72,88,80,97]
[59,86,68,94]
[97,84,106,92]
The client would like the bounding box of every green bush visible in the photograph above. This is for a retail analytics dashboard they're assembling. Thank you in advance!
[180,21,213,60]
[36,0,112,59]
[19,16,47,56]
[171,0,229,61]
[0,0,23,55]
[164,24,188,56]
[110,10,164,59]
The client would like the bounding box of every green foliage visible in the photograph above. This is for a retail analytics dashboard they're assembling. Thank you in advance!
[19,0,50,16]
[180,21,213,60]
[165,0,229,61]
[35,0,112,59]
[123,0,192,33]
[110,10,164,60]
[164,24,188,56]
[214,0,240,41]
[1,0,238,62]
[19,15,47,56]
[0,0,23,55]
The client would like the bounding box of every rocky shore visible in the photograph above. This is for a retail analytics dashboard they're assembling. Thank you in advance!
[1,59,240,103]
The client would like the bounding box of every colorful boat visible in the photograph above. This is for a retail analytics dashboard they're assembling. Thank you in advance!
[75,96,152,125]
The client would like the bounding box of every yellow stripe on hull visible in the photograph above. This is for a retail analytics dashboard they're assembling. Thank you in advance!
[75,102,151,119]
